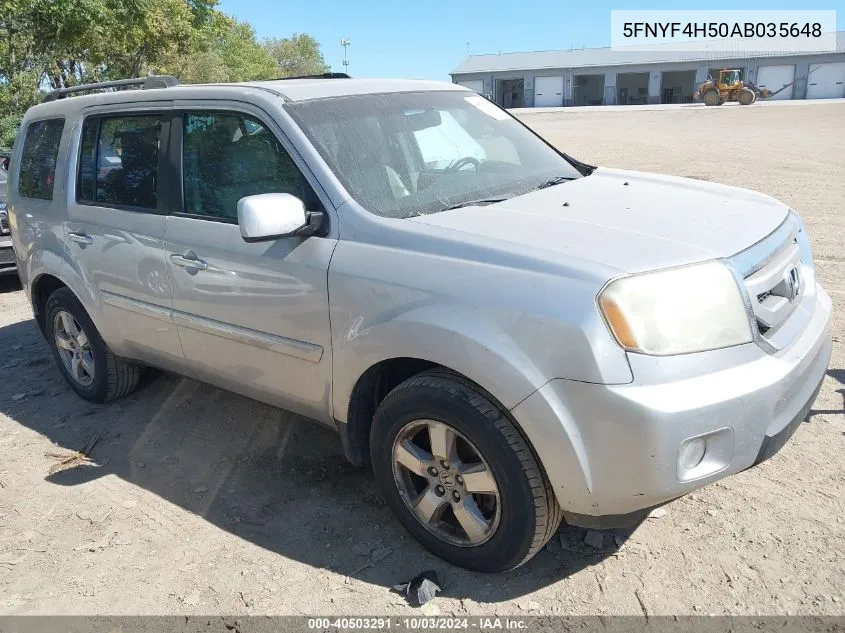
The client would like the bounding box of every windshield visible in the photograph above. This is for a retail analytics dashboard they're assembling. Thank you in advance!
[285,90,583,218]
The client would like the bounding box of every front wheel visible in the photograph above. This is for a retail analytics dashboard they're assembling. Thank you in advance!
[738,88,755,105]
[370,370,561,572]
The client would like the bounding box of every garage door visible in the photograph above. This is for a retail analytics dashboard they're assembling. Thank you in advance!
[756,65,795,100]
[806,62,845,99]
[458,80,484,94]
[534,76,564,107]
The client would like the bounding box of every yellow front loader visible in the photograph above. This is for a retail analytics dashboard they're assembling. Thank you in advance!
[694,69,776,106]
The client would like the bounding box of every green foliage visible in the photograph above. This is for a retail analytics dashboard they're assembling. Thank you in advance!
[168,12,278,83]
[0,114,22,149]
[0,70,40,116]
[262,33,330,77]
[0,0,330,121]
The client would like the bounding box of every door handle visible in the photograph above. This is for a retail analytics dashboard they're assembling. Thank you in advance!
[170,252,208,271]
[67,231,93,246]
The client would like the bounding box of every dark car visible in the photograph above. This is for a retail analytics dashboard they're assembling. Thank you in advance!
[0,162,15,274]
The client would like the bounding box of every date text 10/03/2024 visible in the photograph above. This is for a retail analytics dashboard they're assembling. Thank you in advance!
[307,617,528,630]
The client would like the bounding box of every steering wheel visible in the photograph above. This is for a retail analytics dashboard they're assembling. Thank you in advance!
[447,157,481,172]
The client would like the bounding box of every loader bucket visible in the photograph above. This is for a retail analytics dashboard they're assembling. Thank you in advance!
[758,88,774,99]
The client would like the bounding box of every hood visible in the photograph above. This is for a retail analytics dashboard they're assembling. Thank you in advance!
[408,168,790,275]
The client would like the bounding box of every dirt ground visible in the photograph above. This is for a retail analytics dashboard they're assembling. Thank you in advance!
[0,102,842,616]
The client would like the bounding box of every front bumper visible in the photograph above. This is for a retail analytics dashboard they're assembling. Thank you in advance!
[512,285,832,526]
[0,239,16,273]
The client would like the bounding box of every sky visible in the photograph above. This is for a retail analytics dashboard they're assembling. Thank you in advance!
[219,0,844,80]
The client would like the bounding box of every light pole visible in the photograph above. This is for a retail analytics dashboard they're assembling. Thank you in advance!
[341,38,351,74]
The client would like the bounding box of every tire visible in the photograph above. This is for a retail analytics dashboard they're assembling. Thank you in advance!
[738,88,755,105]
[370,369,561,572]
[45,287,141,403]
[702,90,721,106]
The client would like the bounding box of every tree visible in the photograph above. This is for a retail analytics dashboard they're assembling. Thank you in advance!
[32,0,196,86]
[262,33,329,77]
[0,0,42,114]
[0,1,329,147]
[0,0,197,89]
[0,113,22,148]
[164,12,277,83]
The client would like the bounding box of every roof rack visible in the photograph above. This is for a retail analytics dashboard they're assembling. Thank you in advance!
[272,72,351,80]
[43,75,180,102]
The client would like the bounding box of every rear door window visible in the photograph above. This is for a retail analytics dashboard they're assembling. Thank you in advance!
[77,114,164,210]
[19,118,65,200]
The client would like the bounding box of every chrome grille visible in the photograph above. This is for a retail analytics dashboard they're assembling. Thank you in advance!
[732,213,813,352]
[744,239,802,334]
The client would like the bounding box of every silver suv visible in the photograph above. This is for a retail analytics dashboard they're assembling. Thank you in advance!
[8,75,832,572]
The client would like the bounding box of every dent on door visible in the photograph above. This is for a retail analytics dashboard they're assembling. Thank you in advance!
[164,215,335,422]
[64,204,183,368]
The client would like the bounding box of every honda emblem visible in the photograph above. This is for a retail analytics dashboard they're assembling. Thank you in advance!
[785,266,801,302]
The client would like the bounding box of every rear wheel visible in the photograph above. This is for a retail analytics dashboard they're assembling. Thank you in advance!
[370,369,561,572]
[738,88,755,105]
[45,288,141,403]
[702,90,721,106]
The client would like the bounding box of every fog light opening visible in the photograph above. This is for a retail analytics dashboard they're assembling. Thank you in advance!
[680,438,707,471]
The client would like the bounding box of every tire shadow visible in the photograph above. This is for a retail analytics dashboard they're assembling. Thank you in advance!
[0,273,22,293]
[808,368,845,419]
[0,315,621,603]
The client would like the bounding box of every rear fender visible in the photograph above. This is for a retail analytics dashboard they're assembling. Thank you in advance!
[28,234,111,345]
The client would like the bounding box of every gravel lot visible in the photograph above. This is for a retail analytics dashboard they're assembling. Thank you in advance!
[0,101,842,616]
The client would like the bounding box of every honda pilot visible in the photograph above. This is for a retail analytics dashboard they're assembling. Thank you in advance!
[7,75,831,572]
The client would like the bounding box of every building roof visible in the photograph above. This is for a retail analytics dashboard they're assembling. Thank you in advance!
[453,31,845,74]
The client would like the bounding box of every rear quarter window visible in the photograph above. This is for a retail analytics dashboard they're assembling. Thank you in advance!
[18,118,65,200]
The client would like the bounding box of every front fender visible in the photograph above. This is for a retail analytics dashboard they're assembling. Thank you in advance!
[332,302,549,422]
[328,230,633,422]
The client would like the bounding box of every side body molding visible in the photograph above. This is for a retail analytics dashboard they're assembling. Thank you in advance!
[101,291,323,363]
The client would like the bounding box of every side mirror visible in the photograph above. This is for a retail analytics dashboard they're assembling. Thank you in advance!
[237,193,324,243]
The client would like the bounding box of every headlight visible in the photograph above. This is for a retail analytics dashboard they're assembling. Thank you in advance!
[598,261,752,356]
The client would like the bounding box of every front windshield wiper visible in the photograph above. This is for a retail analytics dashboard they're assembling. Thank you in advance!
[534,176,577,191]
[441,197,509,212]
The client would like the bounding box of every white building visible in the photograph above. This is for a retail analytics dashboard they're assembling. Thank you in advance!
[451,32,845,107]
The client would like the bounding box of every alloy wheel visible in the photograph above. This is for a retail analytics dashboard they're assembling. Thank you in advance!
[53,310,95,387]
[391,419,500,547]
